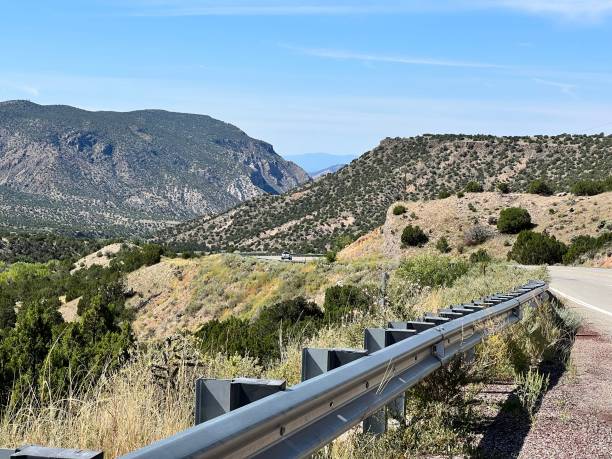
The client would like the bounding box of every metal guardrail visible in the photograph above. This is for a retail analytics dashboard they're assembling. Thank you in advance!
[120,280,548,459]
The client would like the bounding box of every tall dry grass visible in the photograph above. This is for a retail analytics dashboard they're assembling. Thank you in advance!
[0,338,262,457]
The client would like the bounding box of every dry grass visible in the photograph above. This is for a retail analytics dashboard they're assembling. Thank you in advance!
[0,339,262,457]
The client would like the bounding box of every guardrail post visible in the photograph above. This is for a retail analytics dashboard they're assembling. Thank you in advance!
[301,348,368,381]
[194,377,286,425]
[363,328,416,434]
[0,446,103,459]
[388,320,435,332]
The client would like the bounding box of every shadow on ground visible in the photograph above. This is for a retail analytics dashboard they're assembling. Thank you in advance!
[475,359,566,458]
[474,302,578,459]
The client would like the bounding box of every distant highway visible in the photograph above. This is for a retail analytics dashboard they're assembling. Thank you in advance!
[548,266,612,335]
[253,255,323,263]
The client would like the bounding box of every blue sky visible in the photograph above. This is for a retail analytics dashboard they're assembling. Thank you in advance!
[1,1,612,157]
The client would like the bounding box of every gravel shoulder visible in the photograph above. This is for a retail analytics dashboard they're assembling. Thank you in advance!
[518,327,612,458]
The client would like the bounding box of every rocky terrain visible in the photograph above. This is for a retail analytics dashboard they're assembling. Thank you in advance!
[0,100,309,236]
[161,134,612,253]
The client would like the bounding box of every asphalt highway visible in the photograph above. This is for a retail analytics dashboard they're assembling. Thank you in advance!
[548,265,612,335]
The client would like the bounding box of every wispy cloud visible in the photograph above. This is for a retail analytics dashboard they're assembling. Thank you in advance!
[119,0,612,20]
[487,1,612,21]
[0,80,39,97]
[123,1,424,17]
[287,46,507,69]
[533,78,577,97]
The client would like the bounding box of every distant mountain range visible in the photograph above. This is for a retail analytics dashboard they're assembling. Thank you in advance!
[160,134,612,253]
[0,100,309,236]
[284,153,358,175]
[310,164,346,179]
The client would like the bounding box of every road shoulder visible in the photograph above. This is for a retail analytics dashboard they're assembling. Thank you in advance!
[518,325,612,458]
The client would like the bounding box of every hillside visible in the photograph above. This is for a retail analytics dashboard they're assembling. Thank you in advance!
[0,231,103,264]
[160,134,612,252]
[0,100,308,236]
[125,254,389,340]
[339,191,612,262]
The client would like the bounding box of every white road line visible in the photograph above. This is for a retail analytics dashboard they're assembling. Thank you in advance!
[549,286,612,318]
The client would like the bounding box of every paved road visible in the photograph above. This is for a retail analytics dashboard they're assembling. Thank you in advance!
[548,266,612,335]
[254,255,323,264]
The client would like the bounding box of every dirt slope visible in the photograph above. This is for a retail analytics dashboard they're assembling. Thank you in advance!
[339,192,612,261]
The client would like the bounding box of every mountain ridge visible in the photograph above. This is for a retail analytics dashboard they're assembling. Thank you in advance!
[160,134,612,252]
[0,100,309,236]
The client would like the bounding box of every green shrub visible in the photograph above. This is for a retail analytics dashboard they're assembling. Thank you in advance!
[401,225,429,247]
[496,182,510,193]
[325,250,337,262]
[0,294,16,329]
[397,254,469,288]
[571,179,605,196]
[435,237,451,254]
[514,369,550,420]
[508,231,567,265]
[393,205,407,215]
[469,248,491,264]
[497,207,533,234]
[527,179,553,196]
[456,192,465,198]
[563,232,612,264]
[323,285,372,322]
[437,191,451,199]
[197,297,323,364]
[110,244,163,272]
[464,181,483,193]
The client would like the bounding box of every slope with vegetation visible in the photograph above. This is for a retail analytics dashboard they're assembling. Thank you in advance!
[0,232,104,264]
[125,254,391,340]
[0,100,308,236]
[339,191,612,265]
[0,252,578,458]
[161,134,612,253]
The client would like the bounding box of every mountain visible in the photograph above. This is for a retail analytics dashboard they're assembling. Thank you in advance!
[284,153,358,175]
[311,164,345,179]
[159,134,612,253]
[0,100,309,236]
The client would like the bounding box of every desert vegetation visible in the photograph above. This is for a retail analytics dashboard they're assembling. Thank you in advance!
[0,252,577,458]
[401,225,429,247]
[497,207,533,234]
[527,179,554,196]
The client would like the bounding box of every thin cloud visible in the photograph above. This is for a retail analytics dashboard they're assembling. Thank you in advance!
[289,46,508,69]
[488,1,612,20]
[0,80,40,97]
[124,1,425,17]
[533,78,577,96]
[119,1,612,20]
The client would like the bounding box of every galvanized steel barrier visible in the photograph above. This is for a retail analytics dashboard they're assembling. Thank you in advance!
[118,280,548,459]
